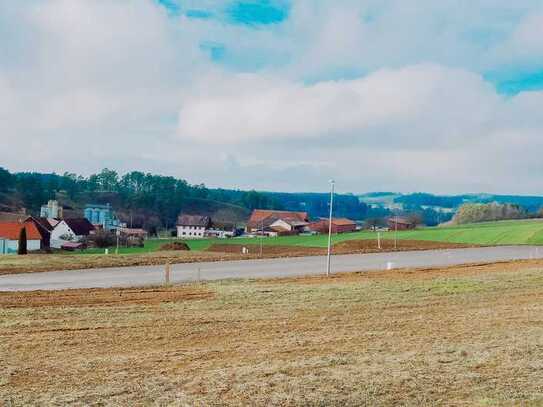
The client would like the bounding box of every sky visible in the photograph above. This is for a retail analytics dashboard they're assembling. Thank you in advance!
[0,0,542,195]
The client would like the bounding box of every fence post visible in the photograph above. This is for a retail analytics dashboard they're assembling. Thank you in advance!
[164,262,171,285]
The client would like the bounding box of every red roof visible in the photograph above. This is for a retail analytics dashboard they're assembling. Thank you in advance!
[248,210,308,228]
[0,222,42,240]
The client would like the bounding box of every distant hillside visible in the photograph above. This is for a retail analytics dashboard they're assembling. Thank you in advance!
[358,192,543,226]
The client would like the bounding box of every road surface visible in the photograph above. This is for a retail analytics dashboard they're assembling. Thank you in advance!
[1,246,543,291]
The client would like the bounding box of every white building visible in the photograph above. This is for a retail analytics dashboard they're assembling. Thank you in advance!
[176,215,211,239]
[50,218,95,249]
[40,200,63,219]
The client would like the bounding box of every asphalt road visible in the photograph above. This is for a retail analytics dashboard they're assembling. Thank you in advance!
[1,245,543,292]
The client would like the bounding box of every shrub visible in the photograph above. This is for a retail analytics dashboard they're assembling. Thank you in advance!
[89,229,116,248]
[159,241,190,251]
[452,203,525,224]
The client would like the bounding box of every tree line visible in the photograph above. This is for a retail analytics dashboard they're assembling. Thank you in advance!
[0,167,283,229]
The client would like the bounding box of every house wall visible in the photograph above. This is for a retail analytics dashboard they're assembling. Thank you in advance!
[309,220,356,234]
[388,222,415,231]
[50,221,84,248]
[3,239,41,253]
[177,225,206,238]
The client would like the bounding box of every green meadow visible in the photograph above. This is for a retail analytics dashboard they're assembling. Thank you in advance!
[76,219,543,255]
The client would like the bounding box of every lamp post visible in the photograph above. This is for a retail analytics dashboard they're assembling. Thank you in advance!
[326,180,335,277]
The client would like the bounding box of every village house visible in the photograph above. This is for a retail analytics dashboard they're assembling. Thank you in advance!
[246,209,309,236]
[50,218,95,249]
[0,222,43,254]
[387,217,417,230]
[308,218,357,234]
[176,215,211,239]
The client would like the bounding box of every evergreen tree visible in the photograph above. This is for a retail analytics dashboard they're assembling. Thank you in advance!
[18,227,27,255]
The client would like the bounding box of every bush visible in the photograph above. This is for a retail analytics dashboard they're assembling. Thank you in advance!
[159,241,190,251]
[89,229,116,248]
[452,203,525,225]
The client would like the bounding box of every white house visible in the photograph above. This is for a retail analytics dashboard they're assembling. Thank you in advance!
[0,222,42,254]
[176,215,211,239]
[50,218,95,249]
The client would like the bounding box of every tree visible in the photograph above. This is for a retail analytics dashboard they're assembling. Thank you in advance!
[0,167,14,192]
[18,227,27,255]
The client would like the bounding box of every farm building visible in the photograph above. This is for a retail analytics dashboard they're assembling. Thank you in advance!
[0,222,43,253]
[84,203,121,231]
[387,217,417,230]
[50,218,95,249]
[177,215,212,239]
[308,218,357,234]
[246,210,309,234]
[40,200,63,219]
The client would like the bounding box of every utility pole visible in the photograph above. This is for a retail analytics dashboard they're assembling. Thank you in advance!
[326,180,335,277]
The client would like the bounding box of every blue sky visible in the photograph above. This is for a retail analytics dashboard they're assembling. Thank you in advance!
[1,1,543,194]
[155,0,543,95]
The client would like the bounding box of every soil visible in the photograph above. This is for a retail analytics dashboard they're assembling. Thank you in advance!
[207,239,478,257]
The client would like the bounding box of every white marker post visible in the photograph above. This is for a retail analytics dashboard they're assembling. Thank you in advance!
[164,262,171,285]
[377,232,381,249]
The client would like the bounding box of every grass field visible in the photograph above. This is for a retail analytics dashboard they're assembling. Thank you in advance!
[2,260,543,405]
[77,219,543,255]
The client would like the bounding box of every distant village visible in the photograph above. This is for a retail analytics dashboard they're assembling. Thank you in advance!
[0,199,418,255]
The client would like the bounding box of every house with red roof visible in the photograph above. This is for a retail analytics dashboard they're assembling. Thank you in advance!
[0,222,43,254]
[246,209,309,235]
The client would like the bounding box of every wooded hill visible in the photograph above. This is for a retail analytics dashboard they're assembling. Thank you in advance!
[0,168,369,230]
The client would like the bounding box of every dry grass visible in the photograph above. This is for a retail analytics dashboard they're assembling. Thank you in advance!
[0,251,239,276]
[2,260,543,405]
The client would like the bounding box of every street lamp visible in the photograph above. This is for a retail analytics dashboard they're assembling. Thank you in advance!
[326,179,335,277]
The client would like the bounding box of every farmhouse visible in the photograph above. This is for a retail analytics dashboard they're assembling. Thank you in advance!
[50,218,95,249]
[387,217,417,230]
[308,218,357,234]
[177,215,211,239]
[0,222,42,254]
[247,210,309,235]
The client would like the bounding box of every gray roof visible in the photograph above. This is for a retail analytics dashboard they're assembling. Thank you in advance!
[177,214,211,227]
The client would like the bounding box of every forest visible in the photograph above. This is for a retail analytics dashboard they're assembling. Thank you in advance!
[0,167,369,229]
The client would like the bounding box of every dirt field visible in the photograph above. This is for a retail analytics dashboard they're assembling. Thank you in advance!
[2,260,543,405]
[208,239,476,256]
[0,240,477,276]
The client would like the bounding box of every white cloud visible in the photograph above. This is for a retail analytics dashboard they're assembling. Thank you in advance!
[177,64,499,144]
[0,0,543,194]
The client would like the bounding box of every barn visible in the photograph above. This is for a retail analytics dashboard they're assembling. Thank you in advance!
[308,218,357,234]
[387,217,417,230]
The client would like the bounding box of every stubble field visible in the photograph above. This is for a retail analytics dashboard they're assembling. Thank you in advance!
[2,260,543,405]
